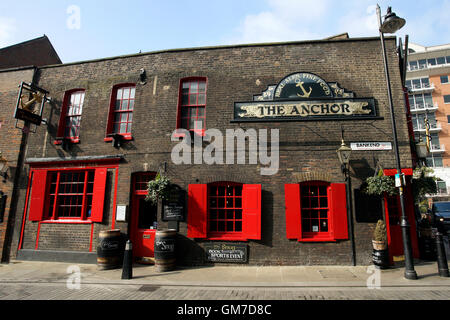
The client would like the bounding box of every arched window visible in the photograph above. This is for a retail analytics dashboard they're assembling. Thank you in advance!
[105,83,136,141]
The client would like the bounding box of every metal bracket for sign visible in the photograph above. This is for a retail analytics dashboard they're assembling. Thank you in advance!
[14,82,51,133]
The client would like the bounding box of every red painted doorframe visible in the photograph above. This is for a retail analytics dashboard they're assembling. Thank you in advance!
[130,173,157,262]
[383,169,419,263]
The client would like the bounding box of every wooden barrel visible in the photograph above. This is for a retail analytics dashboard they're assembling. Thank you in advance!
[97,229,123,270]
[154,229,177,272]
[372,249,389,269]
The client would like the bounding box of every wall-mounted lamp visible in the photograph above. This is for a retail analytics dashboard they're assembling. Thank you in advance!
[139,68,147,85]
[108,133,124,148]
[0,152,8,181]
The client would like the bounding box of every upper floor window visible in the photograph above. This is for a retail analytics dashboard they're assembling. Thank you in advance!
[177,78,207,135]
[105,84,135,141]
[441,75,449,84]
[56,89,85,144]
[444,95,450,104]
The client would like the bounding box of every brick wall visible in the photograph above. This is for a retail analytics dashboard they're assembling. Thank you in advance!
[0,67,35,262]
[11,37,413,265]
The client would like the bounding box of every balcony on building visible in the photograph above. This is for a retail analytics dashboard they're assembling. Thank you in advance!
[430,144,446,153]
[413,121,442,133]
[408,82,435,94]
[410,103,439,113]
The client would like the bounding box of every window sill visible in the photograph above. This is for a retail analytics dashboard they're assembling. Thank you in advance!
[54,138,80,145]
[39,219,93,224]
[206,234,248,242]
[173,129,206,138]
[298,233,336,242]
[104,134,133,142]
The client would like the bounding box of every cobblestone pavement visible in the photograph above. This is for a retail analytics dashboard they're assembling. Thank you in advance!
[0,281,449,300]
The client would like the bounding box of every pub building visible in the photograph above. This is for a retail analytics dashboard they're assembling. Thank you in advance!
[9,34,420,266]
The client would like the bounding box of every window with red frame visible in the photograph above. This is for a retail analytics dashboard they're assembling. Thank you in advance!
[64,90,85,140]
[187,183,261,241]
[55,89,85,144]
[178,79,207,133]
[28,168,108,223]
[300,183,330,236]
[45,170,94,220]
[108,85,136,136]
[208,183,243,234]
[285,182,348,242]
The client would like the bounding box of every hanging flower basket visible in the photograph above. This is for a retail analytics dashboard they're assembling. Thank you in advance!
[364,175,397,196]
[145,173,171,205]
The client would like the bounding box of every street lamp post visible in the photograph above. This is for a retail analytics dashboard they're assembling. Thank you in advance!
[337,129,356,266]
[376,4,418,280]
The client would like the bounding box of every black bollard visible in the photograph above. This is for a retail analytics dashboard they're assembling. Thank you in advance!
[435,231,449,277]
[121,240,133,280]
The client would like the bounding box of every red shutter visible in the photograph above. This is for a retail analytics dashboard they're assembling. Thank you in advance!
[28,171,49,221]
[242,184,262,240]
[330,183,348,240]
[285,184,302,240]
[90,168,108,223]
[187,184,208,238]
[105,87,117,136]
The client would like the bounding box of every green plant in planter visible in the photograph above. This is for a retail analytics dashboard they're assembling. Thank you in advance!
[373,219,387,243]
[145,173,171,205]
[364,175,397,196]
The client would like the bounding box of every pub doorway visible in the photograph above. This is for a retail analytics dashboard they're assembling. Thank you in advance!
[130,172,158,264]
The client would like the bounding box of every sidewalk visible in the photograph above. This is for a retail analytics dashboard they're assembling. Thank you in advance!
[1,259,449,288]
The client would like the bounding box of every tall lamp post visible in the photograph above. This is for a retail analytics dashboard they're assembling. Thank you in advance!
[337,129,356,266]
[376,4,418,280]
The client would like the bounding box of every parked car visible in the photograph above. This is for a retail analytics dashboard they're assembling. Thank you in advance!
[431,201,450,234]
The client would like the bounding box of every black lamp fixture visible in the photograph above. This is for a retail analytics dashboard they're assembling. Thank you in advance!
[336,129,356,266]
[376,4,417,280]
[0,152,8,181]
[139,68,147,85]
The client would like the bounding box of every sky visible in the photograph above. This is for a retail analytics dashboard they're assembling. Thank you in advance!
[1,0,450,63]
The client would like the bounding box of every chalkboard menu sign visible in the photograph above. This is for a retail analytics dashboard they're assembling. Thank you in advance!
[204,243,248,263]
[162,185,185,222]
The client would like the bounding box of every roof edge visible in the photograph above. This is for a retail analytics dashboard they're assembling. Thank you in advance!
[39,36,396,70]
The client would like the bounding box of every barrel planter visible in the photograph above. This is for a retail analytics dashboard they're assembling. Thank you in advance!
[97,229,123,270]
[372,249,389,269]
[372,240,389,269]
[154,229,177,272]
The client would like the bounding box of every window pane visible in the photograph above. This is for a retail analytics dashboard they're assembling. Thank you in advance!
[418,59,427,68]
[116,89,123,99]
[182,94,189,105]
[437,57,446,65]
[198,81,206,92]
[428,58,436,66]
[189,94,197,105]
[447,56,450,64]
[130,88,135,99]
[122,88,130,99]
[441,76,449,84]
[190,82,198,94]
[128,100,135,110]
[198,93,206,105]
[444,95,450,103]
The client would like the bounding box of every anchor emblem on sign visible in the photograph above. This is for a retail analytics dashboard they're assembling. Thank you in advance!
[296,82,312,98]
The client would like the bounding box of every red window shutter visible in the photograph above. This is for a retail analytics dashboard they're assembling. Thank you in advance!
[285,184,302,240]
[105,87,117,136]
[28,171,48,221]
[242,184,262,240]
[187,184,208,238]
[330,183,348,240]
[90,168,108,223]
